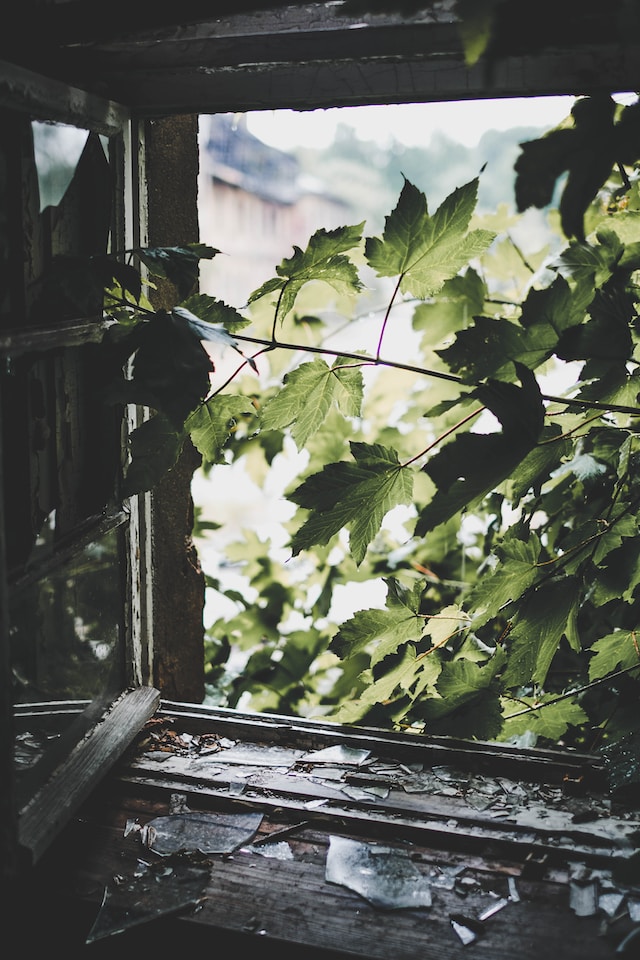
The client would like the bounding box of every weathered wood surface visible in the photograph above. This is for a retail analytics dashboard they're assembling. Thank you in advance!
[18,686,160,865]
[28,706,640,957]
[2,4,640,116]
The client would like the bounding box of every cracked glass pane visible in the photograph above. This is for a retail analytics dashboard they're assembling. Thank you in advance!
[325,835,432,910]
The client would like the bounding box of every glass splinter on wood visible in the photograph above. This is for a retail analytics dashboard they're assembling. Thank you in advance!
[325,835,432,910]
[141,810,263,856]
[85,858,211,942]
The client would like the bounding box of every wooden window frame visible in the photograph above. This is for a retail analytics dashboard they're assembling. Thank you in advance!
[0,60,159,873]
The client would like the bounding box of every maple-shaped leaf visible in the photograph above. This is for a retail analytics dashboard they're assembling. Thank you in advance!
[553,228,623,288]
[187,395,255,465]
[136,243,219,300]
[327,645,432,726]
[515,95,622,241]
[115,309,214,429]
[416,364,544,535]
[506,424,573,505]
[181,293,251,332]
[365,177,495,300]
[465,533,542,628]
[413,648,506,740]
[555,284,634,364]
[500,696,588,743]
[330,577,424,667]
[502,577,581,688]
[593,525,640,606]
[436,315,547,384]
[589,630,640,681]
[248,222,364,323]
[289,442,414,566]
[260,359,363,449]
[123,414,184,497]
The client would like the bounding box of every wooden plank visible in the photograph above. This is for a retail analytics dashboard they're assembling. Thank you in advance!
[0,59,128,134]
[36,783,621,959]
[18,686,160,865]
[69,47,640,116]
[121,753,633,868]
[159,701,606,785]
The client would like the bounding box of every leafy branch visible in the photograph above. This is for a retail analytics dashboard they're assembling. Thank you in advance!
[42,94,640,763]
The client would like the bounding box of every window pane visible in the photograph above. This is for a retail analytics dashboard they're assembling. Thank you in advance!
[11,524,126,784]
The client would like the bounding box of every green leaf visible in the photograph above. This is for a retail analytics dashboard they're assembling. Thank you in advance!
[465,534,543,628]
[456,0,500,66]
[515,95,618,240]
[500,696,589,742]
[592,537,640,604]
[187,395,255,465]
[260,359,363,449]
[128,310,214,429]
[330,577,424,667]
[365,177,495,300]
[181,293,251,331]
[123,414,184,496]
[136,243,219,300]
[589,630,640,681]
[327,645,424,725]
[506,424,573,505]
[416,365,544,535]
[414,649,506,740]
[502,577,582,688]
[248,222,364,323]
[289,442,414,565]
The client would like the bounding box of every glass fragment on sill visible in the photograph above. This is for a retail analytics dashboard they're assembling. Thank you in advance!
[140,810,263,856]
[325,835,432,910]
[508,876,521,902]
[169,792,190,814]
[249,841,294,860]
[599,890,625,917]
[206,742,305,766]
[628,899,640,922]
[85,856,210,943]
[450,916,482,945]
[569,878,599,916]
[428,863,466,890]
[299,745,371,766]
[341,784,390,801]
[478,897,509,921]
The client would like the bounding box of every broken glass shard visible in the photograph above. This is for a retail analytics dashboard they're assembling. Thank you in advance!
[325,835,432,910]
[478,897,509,920]
[86,857,210,942]
[212,743,304,766]
[141,810,263,856]
[250,841,294,860]
[569,878,599,916]
[300,745,371,766]
[450,917,478,945]
[599,890,625,917]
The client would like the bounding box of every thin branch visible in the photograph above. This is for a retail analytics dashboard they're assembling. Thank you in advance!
[503,660,640,720]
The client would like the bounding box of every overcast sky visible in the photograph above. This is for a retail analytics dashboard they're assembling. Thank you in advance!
[246,96,579,150]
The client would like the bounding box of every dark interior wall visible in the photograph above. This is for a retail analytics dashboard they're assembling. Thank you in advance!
[144,114,206,703]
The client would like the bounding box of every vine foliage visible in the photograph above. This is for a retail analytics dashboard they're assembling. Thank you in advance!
[49,94,640,754]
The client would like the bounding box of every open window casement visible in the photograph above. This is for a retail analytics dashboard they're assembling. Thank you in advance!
[0,69,158,872]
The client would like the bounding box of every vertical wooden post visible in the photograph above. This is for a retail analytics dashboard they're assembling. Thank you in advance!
[144,115,205,703]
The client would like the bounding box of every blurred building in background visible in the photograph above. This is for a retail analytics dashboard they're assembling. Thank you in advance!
[198,114,349,307]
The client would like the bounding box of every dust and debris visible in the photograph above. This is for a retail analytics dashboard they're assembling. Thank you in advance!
[85,855,210,943]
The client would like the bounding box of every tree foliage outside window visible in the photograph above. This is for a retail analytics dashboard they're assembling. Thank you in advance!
[45,93,640,756]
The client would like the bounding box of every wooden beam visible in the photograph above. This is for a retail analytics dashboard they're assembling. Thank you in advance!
[0,60,128,135]
[18,686,160,865]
